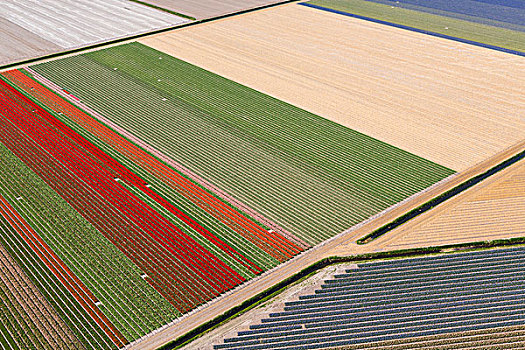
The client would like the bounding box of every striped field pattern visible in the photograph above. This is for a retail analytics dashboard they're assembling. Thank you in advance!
[216,248,525,349]
[30,42,454,245]
[0,71,299,348]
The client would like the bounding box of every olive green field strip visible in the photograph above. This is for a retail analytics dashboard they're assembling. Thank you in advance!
[0,67,299,349]
[3,67,288,276]
[0,204,116,348]
[306,0,525,53]
[31,42,454,246]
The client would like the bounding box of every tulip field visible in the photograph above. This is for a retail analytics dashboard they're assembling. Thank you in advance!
[0,42,453,349]
[0,69,304,348]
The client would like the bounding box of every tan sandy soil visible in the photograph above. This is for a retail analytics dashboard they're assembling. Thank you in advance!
[330,140,525,256]
[140,4,525,172]
[139,0,284,19]
[368,150,525,251]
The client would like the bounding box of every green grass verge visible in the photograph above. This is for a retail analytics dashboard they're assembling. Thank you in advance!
[307,0,525,52]
[31,42,454,246]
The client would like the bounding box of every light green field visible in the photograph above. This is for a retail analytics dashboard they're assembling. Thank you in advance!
[0,143,180,344]
[307,0,525,53]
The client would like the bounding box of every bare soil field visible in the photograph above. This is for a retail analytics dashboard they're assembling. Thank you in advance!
[138,0,284,19]
[370,152,525,251]
[141,3,525,172]
[0,0,188,67]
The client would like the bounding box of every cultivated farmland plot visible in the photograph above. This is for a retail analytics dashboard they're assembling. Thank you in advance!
[369,156,525,251]
[0,0,188,66]
[214,247,525,350]
[305,0,525,53]
[136,0,285,19]
[140,4,525,172]
[30,42,453,245]
[0,65,305,348]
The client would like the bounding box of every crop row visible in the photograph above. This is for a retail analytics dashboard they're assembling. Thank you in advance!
[30,43,454,244]
[0,232,83,350]
[4,69,302,268]
[0,78,247,313]
[0,142,179,340]
[0,193,127,348]
[0,208,116,349]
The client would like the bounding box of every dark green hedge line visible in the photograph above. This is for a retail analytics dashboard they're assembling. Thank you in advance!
[0,0,298,71]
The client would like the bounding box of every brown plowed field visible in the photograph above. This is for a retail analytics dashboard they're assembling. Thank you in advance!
[140,4,525,172]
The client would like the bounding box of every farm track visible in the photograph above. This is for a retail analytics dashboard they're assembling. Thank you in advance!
[0,2,521,348]
[367,152,525,251]
[129,139,524,350]
[140,3,525,172]
[0,64,309,346]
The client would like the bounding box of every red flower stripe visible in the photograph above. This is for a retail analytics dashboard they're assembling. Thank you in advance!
[3,70,304,262]
[0,80,246,312]
[3,71,266,273]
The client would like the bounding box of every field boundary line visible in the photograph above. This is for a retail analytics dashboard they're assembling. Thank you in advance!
[157,241,525,350]
[299,2,525,57]
[358,147,525,244]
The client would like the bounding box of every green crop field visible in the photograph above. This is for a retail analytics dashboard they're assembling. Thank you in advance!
[32,42,454,245]
[306,0,525,53]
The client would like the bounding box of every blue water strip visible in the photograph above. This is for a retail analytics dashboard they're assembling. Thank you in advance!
[299,2,525,57]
